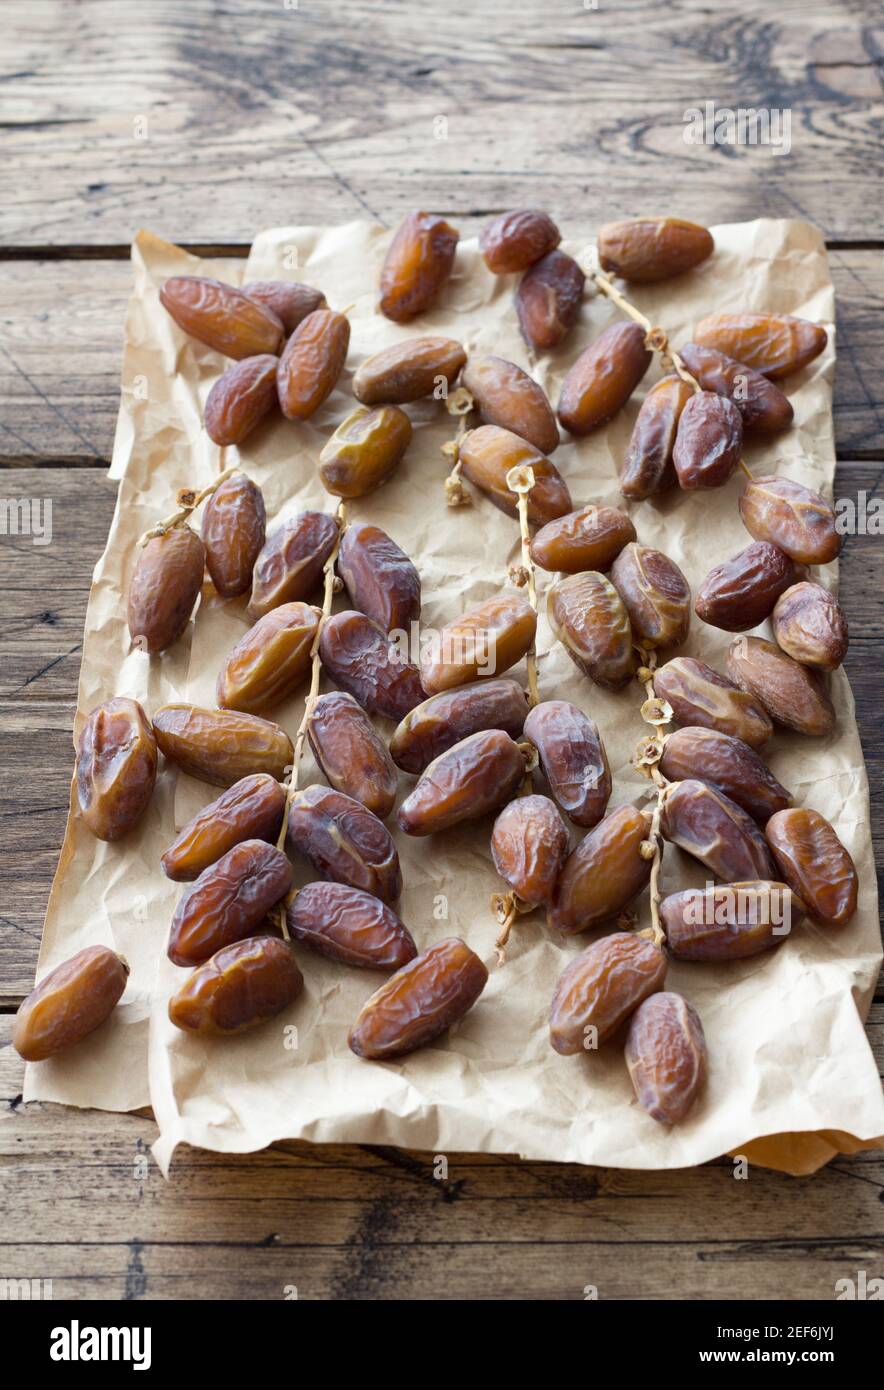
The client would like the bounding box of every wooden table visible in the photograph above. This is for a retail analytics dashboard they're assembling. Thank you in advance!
[1,0,882,1300]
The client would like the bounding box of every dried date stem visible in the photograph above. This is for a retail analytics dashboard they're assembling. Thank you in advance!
[492,891,533,966]
[505,463,540,708]
[442,385,475,506]
[633,648,674,950]
[582,249,699,392]
[138,465,239,546]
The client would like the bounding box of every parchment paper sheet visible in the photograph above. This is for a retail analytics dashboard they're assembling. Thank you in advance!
[24,219,884,1176]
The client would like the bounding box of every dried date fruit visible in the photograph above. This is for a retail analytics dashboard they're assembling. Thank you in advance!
[458,425,572,525]
[217,602,319,715]
[621,375,693,499]
[318,405,412,498]
[286,784,402,903]
[679,342,793,434]
[308,691,398,819]
[625,992,707,1125]
[153,704,294,786]
[461,355,559,454]
[694,312,827,380]
[660,779,776,882]
[548,804,652,935]
[739,474,840,565]
[169,936,303,1036]
[160,276,284,359]
[128,525,206,654]
[548,571,635,689]
[202,472,266,599]
[277,308,350,419]
[523,699,611,828]
[771,582,848,671]
[659,727,791,823]
[765,808,858,928]
[397,729,527,836]
[204,355,279,446]
[162,773,287,881]
[479,209,561,274]
[13,946,129,1062]
[530,503,636,574]
[558,322,651,435]
[287,882,416,969]
[610,543,691,650]
[349,936,488,1060]
[168,839,293,966]
[549,933,666,1054]
[390,678,528,774]
[490,794,570,906]
[319,610,425,720]
[515,249,585,350]
[76,697,157,841]
[653,656,773,748]
[661,881,803,960]
[243,281,326,334]
[379,211,459,321]
[337,522,421,634]
[672,391,743,489]
[248,510,339,620]
[726,635,835,737]
[420,591,536,694]
[353,336,466,404]
[598,218,714,283]
[694,541,801,633]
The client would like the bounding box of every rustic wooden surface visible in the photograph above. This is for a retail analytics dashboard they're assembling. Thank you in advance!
[1,0,882,1301]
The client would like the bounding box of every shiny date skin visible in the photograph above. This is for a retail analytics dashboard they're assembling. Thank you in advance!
[152,704,294,787]
[461,355,559,455]
[693,312,828,380]
[491,794,569,907]
[739,475,841,566]
[353,336,466,405]
[530,504,636,575]
[479,209,560,274]
[277,308,350,419]
[202,472,266,599]
[243,281,326,335]
[160,276,284,359]
[625,992,708,1126]
[548,804,652,935]
[621,375,692,500]
[659,726,791,823]
[337,522,421,634]
[204,355,279,446]
[694,541,801,633]
[319,610,425,721]
[420,591,536,695]
[523,699,611,828]
[515,249,585,351]
[679,342,793,435]
[308,691,399,820]
[548,571,636,689]
[397,729,528,836]
[286,881,416,969]
[771,582,849,671]
[217,602,319,715]
[76,697,157,841]
[458,425,572,526]
[726,635,836,737]
[379,211,459,322]
[128,526,206,654]
[286,784,402,904]
[661,779,777,883]
[598,218,714,283]
[610,543,691,650]
[13,946,129,1062]
[661,881,803,961]
[248,510,339,621]
[549,933,667,1055]
[318,405,412,499]
[169,936,303,1036]
[672,391,743,490]
[766,808,858,928]
[390,678,529,775]
[557,322,651,435]
[349,936,488,1060]
[161,773,287,881]
[653,656,773,749]
[168,839,293,967]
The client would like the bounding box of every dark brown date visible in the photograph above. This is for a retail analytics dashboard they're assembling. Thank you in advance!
[287,881,416,969]
[461,355,559,454]
[490,794,570,907]
[319,610,425,721]
[694,541,801,632]
[243,281,326,335]
[515,249,585,350]
[168,839,294,966]
[397,729,527,835]
[693,312,828,380]
[318,405,412,499]
[672,391,743,489]
[557,322,652,435]
[349,936,488,1059]
[128,526,206,654]
[548,804,652,935]
[621,375,693,499]
[160,276,284,359]
[598,218,714,283]
[625,992,708,1125]
[169,936,303,1036]
[76,697,157,841]
[162,773,287,881]
[202,472,266,599]
[523,699,611,828]
[152,704,294,786]
[726,635,836,737]
[337,522,421,634]
[277,308,350,419]
[661,881,803,960]
[771,582,849,671]
[286,784,402,903]
[739,475,841,565]
[661,779,776,882]
[653,656,773,748]
[308,691,398,819]
[13,946,129,1062]
[679,342,793,434]
[659,727,791,823]
[379,211,459,321]
[217,602,319,715]
[352,336,467,405]
[420,591,536,695]
[479,209,561,274]
[610,542,691,650]
[549,933,666,1055]
[248,510,339,621]
[204,355,279,446]
[458,425,572,525]
[766,808,858,928]
[389,678,528,774]
[530,504,636,574]
[548,571,636,689]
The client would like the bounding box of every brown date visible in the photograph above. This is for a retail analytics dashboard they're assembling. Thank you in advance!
[625,992,708,1126]
[548,804,652,935]
[739,475,841,565]
[549,933,666,1055]
[204,355,279,446]
[679,342,793,435]
[479,209,561,274]
[772,582,848,671]
[653,656,773,749]
[420,591,536,695]
[490,794,570,907]
[548,571,636,689]
[319,610,425,720]
[660,779,777,882]
[349,936,488,1060]
[726,635,835,737]
[169,936,303,1036]
[389,678,528,775]
[287,881,416,969]
[217,602,319,715]
[458,425,572,525]
[661,881,803,960]
[610,543,691,650]
[397,729,527,836]
[128,525,206,654]
[159,276,284,359]
[168,839,293,966]
[162,773,287,881]
[659,727,791,823]
[672,391,743,489]
[153,704,294,786]
[379,211,459,322]
[308,691,398,819]
[766,808,858,928]
[13,946,129,1062]
[76,697,157,841]
[557,322,652,435]
[243,280,326,335]
[530,504,636,574]
[318,405,412,499]
[515,249,585,351]
[598,218,714,283]
[694,541,801,633]
[248,510,339,620]
[277,308,350,419]
[352,336,466,405]
[286,784,402,903]
[694,312,828,380]
[523,699,611,828]
[621,375,693,499]
[461,355,559,455]
[202,472,266,599]
[337,522,421,634]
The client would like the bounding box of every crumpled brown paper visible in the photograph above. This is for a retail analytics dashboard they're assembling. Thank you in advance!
[24,218,884,1177]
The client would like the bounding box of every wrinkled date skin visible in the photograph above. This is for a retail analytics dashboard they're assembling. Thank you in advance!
[353,336,467,405]
[287,881,416,969]
[598,218,714,283]
[766,808,858,928]
[168,839,294,967]
[308,691,399,820]
[621,375,693,500]
[204,355,279,446]
[243,280,326,335]
[217,602,319,715]
[695,541,801,633]
[128,526,206,654]
[461,355,559,455]
[202,472,266,599]
[349,936,488,1060]
[739,475,841,566]
[248,510,339,620]
[515,249,585,351]
[277,308,350,419]
[397,729,527,836]
[524,699,611,828]
[659,726,791,823]
[530,504,636,574]
[162,773,287,881]
[548,804,652,935]
[479,209,561,274]
[549,933,666,1054]
[160,276,284,359]
[286,784,402,903]
[661,779,777,882]
[548,571,636,689]
[694,312,828,380]
[379,211,459,322]
[169,936,303,1036]
[653,656,773,748]
[458,425,572,525]
[390,678,528,775]
[772,582,848,671]
[319,405,412,499]
[337,522,421,634]
[610,543,691,650]
[13,946,129,1062]
[319,610,425,720]
[76,697,157,841]
[661,881,803,960]
[625,992,708,1126]
[672,391,743,489]
[491,794,570,907]
[679,343,793,435]
[420,591,536,695]
[726,635,836,737]
[558,322,652,435]
[153,704,294,786]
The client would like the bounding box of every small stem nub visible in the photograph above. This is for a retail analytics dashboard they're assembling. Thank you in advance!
[138,465,239,546]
